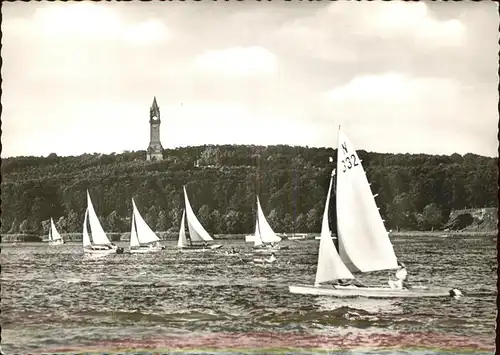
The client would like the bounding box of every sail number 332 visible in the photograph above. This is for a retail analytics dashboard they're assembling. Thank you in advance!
[341,154,359,172]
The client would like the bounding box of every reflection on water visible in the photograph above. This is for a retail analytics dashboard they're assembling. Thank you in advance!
[315,295,402,314]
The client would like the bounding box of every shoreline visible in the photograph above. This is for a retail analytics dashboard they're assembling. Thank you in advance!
[1,230,496,243]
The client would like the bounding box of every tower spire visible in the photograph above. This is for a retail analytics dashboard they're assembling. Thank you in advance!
[147,96,164,161]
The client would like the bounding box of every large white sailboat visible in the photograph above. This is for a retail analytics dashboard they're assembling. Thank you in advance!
[289,127,460,298]
[251,197,288,252]
[47,218,64,245]
[177,186,222,252]
[129,198,165,253]
[82,190,123,256]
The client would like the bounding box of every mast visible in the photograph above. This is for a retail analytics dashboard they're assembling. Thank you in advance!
[292,168,297,237]
[332,167,339,251]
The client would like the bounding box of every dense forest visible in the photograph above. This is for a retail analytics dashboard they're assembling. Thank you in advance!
[1,145,497,236]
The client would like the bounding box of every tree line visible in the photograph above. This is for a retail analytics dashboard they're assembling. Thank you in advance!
[1,145,497,236]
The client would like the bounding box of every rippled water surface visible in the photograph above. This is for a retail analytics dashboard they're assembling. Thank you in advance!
[1,235,496,354]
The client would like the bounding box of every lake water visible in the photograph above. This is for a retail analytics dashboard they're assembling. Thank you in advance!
[1,235,496,354]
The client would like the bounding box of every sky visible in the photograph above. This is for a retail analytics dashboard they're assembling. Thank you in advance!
[2,1,498,158]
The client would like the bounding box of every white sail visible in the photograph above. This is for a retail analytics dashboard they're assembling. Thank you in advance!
[183,186,214,242]
[253,217,264,247]
[335,128,398,273]
[86,190,112,245]
[177,209,189,248]
[315,169,354,285]
[256,197,281,243]
[50,218,62,241]
[129,212,140,248]
[48,224,53,241]
[132,199,160,245]
[82,208,92,248]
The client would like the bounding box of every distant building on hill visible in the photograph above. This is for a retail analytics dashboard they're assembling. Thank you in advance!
[146,96,164,161]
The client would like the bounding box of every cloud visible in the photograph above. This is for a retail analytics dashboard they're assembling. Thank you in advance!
[322,73,461,105]
[193,46,278,77]
[326,2,466,46]
[318,72,496,156]
[3,2,170,45]
[1,2,497,158]
[275,1,466,64]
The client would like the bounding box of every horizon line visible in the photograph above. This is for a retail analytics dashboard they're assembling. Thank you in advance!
[1,143,497,160]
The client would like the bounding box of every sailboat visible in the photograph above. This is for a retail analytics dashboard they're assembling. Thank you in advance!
[129,198,165,253]
[251,197,288,252]
[47,218,64,245]
[289,127,460,298]
[177,186,222,251]
[82,190,123,256]
[288,233,307,240]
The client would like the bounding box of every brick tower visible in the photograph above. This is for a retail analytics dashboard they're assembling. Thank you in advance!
[146,96,164,161]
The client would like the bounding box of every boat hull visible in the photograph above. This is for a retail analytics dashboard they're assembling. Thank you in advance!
[129,247,164,254]
[49,239,64,246]
[288,284,458,299]
[245,235,257,243]
[178,244,223,253]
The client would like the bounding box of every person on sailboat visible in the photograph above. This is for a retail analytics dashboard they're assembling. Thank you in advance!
[389,261,408,289]
[334,279,368,288]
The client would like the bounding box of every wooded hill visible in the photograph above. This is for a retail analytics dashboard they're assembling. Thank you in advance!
[1,145,497,236]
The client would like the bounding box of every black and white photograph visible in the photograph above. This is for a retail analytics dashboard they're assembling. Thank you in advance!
[1,1,497,354]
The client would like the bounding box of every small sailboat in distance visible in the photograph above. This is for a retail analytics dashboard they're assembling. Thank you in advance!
[83,190,123,256]
[47,218,64,245]
[289,127,461,298]
[129,198,165,253]
[252,196,289,253]
[177,186,222,252]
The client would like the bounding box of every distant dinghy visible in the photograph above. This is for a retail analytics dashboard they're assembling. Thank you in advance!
[83,190,122,256]
[288,233,306,240]
[289,127,461,299]
[129,198,165,253]
[315,234,336,240]
[177,186,222,252]
[47,218,64,246]
[251,197,288,252]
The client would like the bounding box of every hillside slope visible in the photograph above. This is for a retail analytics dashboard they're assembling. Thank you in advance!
[1,146,497,235]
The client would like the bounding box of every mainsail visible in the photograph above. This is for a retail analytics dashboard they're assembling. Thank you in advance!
[335,128,398,273]
[50,218,62,242]
[183,186,214,242]
[253,196,281,246]
[131,198,160,245]
[313,127,398,285]
[85,190,112,246]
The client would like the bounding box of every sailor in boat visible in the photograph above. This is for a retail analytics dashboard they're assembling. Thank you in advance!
[388,261,408,289]
[332,279,368,288]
